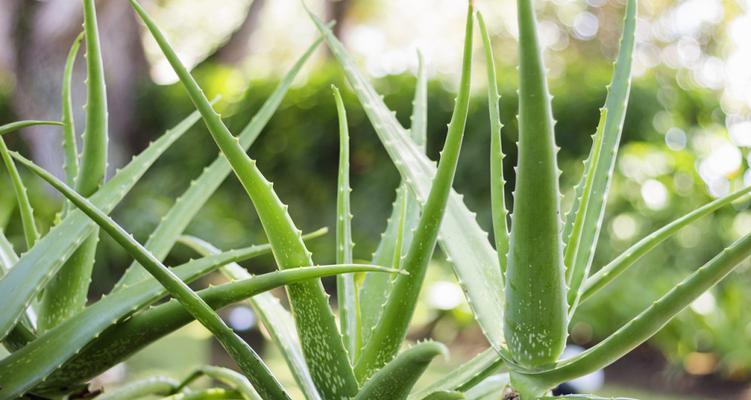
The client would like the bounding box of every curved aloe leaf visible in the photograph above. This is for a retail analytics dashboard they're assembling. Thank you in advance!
[0,229,37,352]
[505,0,567,368]
[4,235,281,397]
[129,2,358,397]
[408,348,505,400]
[332,85,360,361]
[62,32,84,188]
[354,342,447,400]
[304,0,505,353]
[354,3,473,381]
[0,120,63,136]
[114,35,322,290]
[178,234,323,400]
[360,52,426,347]
[94,377,180,400]
[564,0,637,314]
[41,264,396,392]
[478,12,509,277]
[165,388,241,400]
[0,106,198,341]
[524,230,751,389]
[13,152,291,400]
[0,120,64,247]
[178,366,261,400]
[462,374,511,399]
[582,184,751,303]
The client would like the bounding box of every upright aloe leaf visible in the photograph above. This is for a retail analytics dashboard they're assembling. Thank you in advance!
[360,52,427,346]
[129,2,359,397]
[332,85,360,361]
[581,184,751,302]
[2,234,283,396]
[0,121,62,248]
[354,342,448,400]
[62,32,84,188]
[478,13,509,277]
[179,234,323,400]
[521,230,751,390]
[563,0,637,313]
[12,153,290,400]
[305,1,506,352]
[505,0,567,368]
[0,107,198,343]
[113,35,322,289]
[40,0,111,331]
[354,3,473,381]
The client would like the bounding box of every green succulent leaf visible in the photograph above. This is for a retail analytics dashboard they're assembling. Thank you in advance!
[478,12,509,277]
[179,234,323,400]
[354,2,473,381]
[12,152,291,400]
[114,34,322,290]
[563,0,637,314]
[305,0,505,353]
[524,230,751,389]
[94,377,180,400]
[354,342,448,400]
[582,184,751,303]
[62,32,84,189]
[0,106,200,342]
[408,348,505,400]
[420,391,466,400]
[462,374,511,399]
[360,52,426,347]
[332,85,360,362]
[129,2,358,396]
[0,120,63,136]
[505,0,567,368]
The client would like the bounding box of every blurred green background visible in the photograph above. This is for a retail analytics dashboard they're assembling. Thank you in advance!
[1,0,750,398]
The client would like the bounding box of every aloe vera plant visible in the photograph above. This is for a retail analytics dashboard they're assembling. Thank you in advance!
[2,0,750,399]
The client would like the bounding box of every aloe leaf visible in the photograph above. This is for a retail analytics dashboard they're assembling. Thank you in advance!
[0,120,63,136]
[129,2,359,397]
[359,52,428,347]
[62,32,84,188]
[331,85,360,362]
[354,342,448,400]
[478,13,509,277]
[0,107,197,348]
[41,264,396,392]
[304,1,505,353]
[94,377,180,400]
[0,229,37,352]
[0,120,63,247]
[524,230,751,389]
[354,3,473,381]
[4,235,281,397]
[12,153,291,400]
[563,0,637,313]
[410,50,428,150]
[581,184,751,303]
[179,234,323,400]
[165,388,241,400]
[505,0,568,368]
[76,0,108,196]
[408,348,505,400]
[114,36,321,290]
[178,366,261,400]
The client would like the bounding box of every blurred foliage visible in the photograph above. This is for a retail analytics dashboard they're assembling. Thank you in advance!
[1,58,749,383]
